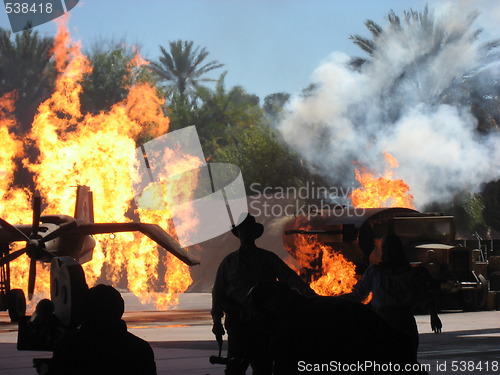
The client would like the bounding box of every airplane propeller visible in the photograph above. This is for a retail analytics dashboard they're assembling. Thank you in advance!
[0,196,75,300]
[0,188,200,303]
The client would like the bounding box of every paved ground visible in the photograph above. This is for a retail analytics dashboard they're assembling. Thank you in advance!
[1,292,499,374]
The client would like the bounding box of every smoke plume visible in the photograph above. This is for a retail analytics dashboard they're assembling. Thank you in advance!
[279,3,500,208]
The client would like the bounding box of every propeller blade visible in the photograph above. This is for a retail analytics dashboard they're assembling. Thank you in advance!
[40,220,78,243]
[0,218,30,242]
[32,195,41,237]
[39,248,55,260]
[27,257,36,301]
[0,248,27,266]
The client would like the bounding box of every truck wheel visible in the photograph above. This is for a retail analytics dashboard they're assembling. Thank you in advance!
[461,289,479,312]
[8,289,26,322]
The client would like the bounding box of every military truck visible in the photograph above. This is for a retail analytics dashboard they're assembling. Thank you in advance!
[283,206,490,311]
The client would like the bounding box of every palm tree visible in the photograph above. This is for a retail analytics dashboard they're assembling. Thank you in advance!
[348,7,499,119]
[348,6,500,233]
[0,27,55,134]
[149,40,223,100]
[348,19,383,69]
[193,72,258,151]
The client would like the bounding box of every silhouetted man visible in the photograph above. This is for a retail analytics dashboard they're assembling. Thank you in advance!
[48,284,157,375]
[212,214,315,375]
[346,234,442,361]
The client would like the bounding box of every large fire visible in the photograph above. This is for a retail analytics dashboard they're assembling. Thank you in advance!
[0,21,198,309]
[291,232,357,296]
[351,152,415,209]
[291,152,414,298]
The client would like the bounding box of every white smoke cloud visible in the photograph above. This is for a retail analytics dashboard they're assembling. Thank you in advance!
[279,3,500,209]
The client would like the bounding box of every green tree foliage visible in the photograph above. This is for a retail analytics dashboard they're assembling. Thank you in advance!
[455,193,486,234]
[166,91,197,132]
[214,123,316,192]
[194,73,260,156]
[483,180,500,232]
[80,41,156,114]
[150,40,224,100]
[0,27,55,134]
[263,92,290,123]
[425,193,487,235]
[166,72,261,160]
[166,72,317,192]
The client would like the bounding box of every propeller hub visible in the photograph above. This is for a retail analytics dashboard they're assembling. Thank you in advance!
[26,239,45,259]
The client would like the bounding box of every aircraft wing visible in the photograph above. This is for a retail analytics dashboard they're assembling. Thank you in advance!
[76,223,200,266]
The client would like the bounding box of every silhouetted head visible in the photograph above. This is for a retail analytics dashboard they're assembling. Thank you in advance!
[85,284,124,325]
[231,214,264,244]
[380,234,408,269]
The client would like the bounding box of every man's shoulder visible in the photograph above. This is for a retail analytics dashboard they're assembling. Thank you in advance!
[256,247,282,260]
[218,250,240,266]
[222,250,239,260]
[124,331,154,351]
[256,247,276,254]
[222,247,275,256]
[220,248,280,262]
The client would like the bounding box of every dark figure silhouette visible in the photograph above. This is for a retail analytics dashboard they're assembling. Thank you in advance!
[346,234,442,360]
[212,214,315,375]
[249,281,420,375]
[47,284,157,375]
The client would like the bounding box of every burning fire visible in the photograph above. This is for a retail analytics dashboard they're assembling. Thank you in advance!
[291,230,357,296]
[311,247,358,296]
[1,21,199,309]
[351,152,414,209]
[0,92,37,295]
[290,152,413,299]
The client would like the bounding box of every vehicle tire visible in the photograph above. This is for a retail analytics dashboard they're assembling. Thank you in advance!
[461,289,478,312]
[8,289,26,322]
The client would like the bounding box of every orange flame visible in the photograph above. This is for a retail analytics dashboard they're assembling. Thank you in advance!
[289,152,413,300]
[311,247,358,296]
[3,20,198,310]
[129,50,150,68]
[291,231,357,296]
[0,92,24,204]
[0,92,37,298]
[351,152,414,209]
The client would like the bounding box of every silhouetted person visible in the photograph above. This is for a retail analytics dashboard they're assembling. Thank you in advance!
[48,284,157,375]
[346,234,442,360]
[249,281,418,375]
[212,214,315,375]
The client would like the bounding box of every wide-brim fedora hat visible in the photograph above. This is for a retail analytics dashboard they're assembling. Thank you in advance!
[231,214,264,239]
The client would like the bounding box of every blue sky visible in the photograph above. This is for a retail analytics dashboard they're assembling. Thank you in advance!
[1,0,496,100]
